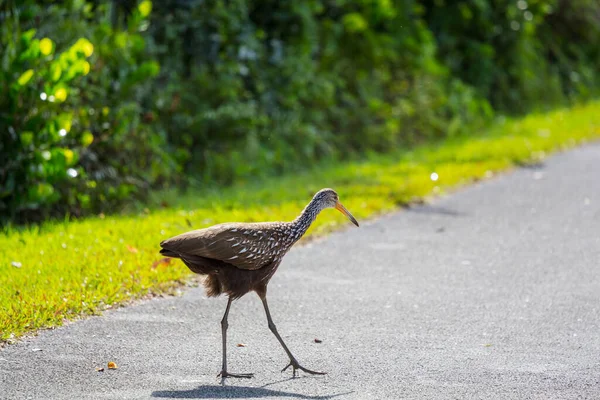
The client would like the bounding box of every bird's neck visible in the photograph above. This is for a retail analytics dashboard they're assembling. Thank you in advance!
[291,201,321,240]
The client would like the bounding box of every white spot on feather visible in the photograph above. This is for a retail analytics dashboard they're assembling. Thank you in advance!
[240,248,247,253]
[228,256,238,260]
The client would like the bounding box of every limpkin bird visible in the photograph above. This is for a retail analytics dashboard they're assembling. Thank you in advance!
[159,188,359,378]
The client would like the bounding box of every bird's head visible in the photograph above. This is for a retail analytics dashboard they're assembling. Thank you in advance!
[312,188,359,227]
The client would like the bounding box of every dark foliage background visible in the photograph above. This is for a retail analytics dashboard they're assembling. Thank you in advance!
[1,0,599,224]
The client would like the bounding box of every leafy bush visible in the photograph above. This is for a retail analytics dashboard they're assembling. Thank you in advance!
[1,0,599,225]
[146,0,489,185]
[537,0,600,101]
[421,0,600,113]
[0,1,175,224]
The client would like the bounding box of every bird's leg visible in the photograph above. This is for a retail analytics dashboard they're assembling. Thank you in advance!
[259,294,326,377]
[217,297,253,379]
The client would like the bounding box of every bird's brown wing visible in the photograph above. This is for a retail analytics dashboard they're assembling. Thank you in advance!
[160,222,286,270]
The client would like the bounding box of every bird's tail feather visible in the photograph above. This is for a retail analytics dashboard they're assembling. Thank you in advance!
[159,249,180,258]
[158,248,222,296]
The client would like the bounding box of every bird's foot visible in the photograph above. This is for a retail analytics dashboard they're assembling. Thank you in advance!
[217,370,254,379]
[281,359,326,377]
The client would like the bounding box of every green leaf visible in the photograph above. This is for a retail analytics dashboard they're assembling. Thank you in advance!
[21,132,34,146]
[138,0,152,17]
[56,113,73,133]
[32,183,54,200]
[62,148,76,165]
[81,131,94,147]
[50,63,62,81]
[140,61,160,77]
[39,38,54,56]
[72,38,94,57]
[342,13,368,33]
[17,69,34,86]
[19,40,41,61]
[21,29,36,44]
[54,87,68,102]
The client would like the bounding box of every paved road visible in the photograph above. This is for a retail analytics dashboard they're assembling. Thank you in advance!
[2,144,600,400]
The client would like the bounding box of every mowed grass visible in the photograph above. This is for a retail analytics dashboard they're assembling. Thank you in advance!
[2,102,600,343]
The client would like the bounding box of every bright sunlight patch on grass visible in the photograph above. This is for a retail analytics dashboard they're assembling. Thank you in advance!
[2,102,600,343]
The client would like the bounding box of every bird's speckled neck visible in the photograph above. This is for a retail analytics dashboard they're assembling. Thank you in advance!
[290,198,322,240]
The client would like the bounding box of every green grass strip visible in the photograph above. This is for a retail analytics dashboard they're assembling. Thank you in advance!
[2,102,600,343]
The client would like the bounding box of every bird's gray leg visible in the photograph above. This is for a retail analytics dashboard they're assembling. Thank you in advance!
[217,297,253,379]
[259,294,326,377]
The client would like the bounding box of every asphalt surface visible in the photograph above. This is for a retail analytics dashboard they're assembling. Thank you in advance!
[2,144,600,400]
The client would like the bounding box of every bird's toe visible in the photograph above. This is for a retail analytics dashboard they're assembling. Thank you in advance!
[218,370,254,379]
[281,360,326,377]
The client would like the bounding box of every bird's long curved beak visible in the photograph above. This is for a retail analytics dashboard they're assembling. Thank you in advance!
[335,202,359,227]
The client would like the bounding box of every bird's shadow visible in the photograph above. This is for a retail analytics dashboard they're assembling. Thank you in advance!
[151,378,353,399]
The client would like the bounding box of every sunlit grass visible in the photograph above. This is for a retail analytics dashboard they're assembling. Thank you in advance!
[2,102,600,343]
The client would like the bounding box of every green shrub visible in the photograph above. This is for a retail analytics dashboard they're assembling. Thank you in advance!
[146,0,489,185]
[0,1,175,224]
[537,0,600,101]
[420,0,600,113]
[1,0,599,225]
